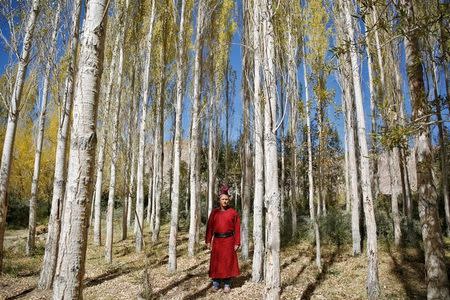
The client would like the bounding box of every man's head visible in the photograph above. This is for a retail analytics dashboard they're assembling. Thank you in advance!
[218,185,230,209]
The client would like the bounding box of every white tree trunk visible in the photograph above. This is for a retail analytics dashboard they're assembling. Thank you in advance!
[152,45,165,243]
[389,147,402,247]
[287,10,298,238]
[93,34,120,246]
[105,0,128,262]
[135,0,156,252]
[52,0,108,297]
[343,0,379,297]
[167,0,187,273]
[303,50,322,272]
[26,2,61,256]
[260,0,281,298]
[188,0,206,257]
[252,0,264,283]
[0,0,40,273]
[39,0,81,289]
[335,2,361,255]
[241,0,252,260]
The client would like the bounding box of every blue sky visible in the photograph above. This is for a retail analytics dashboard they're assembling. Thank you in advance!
[1,1,447,149]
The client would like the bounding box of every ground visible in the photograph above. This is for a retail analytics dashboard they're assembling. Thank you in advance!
[1,220,448,300]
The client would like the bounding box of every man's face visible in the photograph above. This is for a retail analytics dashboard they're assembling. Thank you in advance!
[219,195,230,209]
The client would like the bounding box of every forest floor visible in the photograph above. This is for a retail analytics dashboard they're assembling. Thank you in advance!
[1,219,449,300]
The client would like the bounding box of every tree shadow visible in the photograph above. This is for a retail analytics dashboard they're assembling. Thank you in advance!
[386,243,426,299]
[281,256,314,294]
[84,264,142,287]
[300,248,339,300]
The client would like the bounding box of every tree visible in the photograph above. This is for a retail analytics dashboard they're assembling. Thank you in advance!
[105,0,129,263]
[342,0,379,297]
[135,0,156,252]
[52,0,109,297]
[168,0,190,272]
[187,0,206,257]
[38,0,82,289]
[251,0,265,283]
[401,0,450,297]
[260,0,281,297]
[0,0,40,273]
[26,1,61,256]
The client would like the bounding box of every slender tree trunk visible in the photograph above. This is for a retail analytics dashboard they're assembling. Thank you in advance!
[152,38,166,243]
[0,0,40,273]
[303,50,322,272]
[431,58,450,237]
[343,0,379,297]
[402,0,450,295]
[188,0,205,257]
[287,10,298,236]
[261,0,281,297]
[52,0,108,297]
[39,0,81,288]
[168,0,187,272]
[135,0,156,252]
[26,3,61,256]
[389,147,402,247]
[365,32,379,200]
[93,34,120,246]
[252,0,264,283]
[105,0,128,262]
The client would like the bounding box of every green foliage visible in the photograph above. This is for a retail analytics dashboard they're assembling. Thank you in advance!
[319,207,351,246]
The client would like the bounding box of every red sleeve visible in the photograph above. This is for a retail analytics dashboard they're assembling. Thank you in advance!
[205,210,215,244]
[234,210,241,246]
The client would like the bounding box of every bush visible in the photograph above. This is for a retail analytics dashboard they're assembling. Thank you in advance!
[319,207,351,246]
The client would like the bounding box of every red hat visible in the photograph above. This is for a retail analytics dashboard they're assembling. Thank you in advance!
[219,184,230,197]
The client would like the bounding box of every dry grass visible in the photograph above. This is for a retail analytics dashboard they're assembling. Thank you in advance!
[2,218,448,299]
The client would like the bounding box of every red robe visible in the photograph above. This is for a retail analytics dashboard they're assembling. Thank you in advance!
[205,207,240,279]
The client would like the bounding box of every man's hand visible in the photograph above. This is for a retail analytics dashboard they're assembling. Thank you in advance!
[234,245,240,252]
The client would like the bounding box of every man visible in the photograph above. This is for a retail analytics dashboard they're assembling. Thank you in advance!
[205,185,240,293]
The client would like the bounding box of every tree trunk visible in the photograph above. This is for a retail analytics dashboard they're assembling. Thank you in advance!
[38,0,81,288]
[168,0,188,273]
[93,34,120,246]
[105,0,128,263]
[251,0,264,283]
[303,49,322,272]
[135,0,156,252]
[402,0,450,293]
[152,37,166,243]
[52,0,108,297]
[261,0,281,297]
[389,147,402,247]
[343,0,379,297]
[0,0,40,273]
[188,0,206,257]
[431,58,450,237]
[26,2,61,256]
[240,0,252,262]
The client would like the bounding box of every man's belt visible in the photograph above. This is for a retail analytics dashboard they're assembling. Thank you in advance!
[214,231,234,238]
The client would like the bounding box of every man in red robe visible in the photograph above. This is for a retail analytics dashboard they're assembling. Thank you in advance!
[205,185,240,293]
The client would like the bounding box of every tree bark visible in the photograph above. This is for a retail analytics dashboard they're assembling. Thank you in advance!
[402,0,450,292]
[168,0,188,273]
[260,0,281,297]
[135,0,156,252]
[93,34,120,246]
[26,2,61,256]
[303,48,322,272]
[188,0,206,257]
[52,0,108,297]
[0,0,40,273]
[343,0,379,297]
[105,0,128,263]
[251,0,264,283]
[38,0,81,289]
